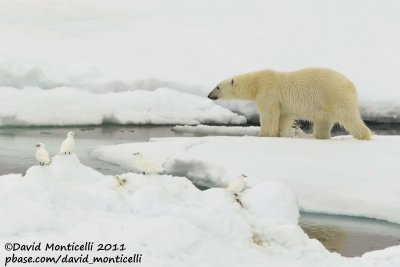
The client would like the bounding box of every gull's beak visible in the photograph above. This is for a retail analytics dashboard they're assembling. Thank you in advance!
[35,144,40,148]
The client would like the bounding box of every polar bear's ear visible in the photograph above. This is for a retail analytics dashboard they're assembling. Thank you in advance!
[231,79,235,86]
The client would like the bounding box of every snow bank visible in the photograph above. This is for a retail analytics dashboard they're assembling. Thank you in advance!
[360,95,400,123]
[172,125,308,137]
[93,135,400,224]
[0,87,245,126]
[0,154,290,266]
[173,125,261,136]
[0,0,400,123]
[1,154,399,266]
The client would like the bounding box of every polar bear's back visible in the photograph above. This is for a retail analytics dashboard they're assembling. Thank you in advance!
[279,68,355,96]
[253,67,356,98]
[275,68,358,120]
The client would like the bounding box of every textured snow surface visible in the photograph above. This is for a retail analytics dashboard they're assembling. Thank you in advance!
[1,154,399,266]
[93,135,400,224]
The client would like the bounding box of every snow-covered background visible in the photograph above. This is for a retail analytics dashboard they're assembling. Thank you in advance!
[0,0,400,124]
[0,87,245,126]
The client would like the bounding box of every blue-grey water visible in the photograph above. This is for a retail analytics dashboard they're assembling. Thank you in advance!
[0,126,195,175]
[0,124,399,257]
[300,212,400,257]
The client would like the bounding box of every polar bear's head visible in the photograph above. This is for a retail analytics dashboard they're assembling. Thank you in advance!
[208,78,235,100]
[208,73,258,101]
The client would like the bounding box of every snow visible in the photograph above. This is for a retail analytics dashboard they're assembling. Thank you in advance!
[173,125,261,136]
[0,0,400,123]
[1,154,399,266]
[0,87,245,126]
[173,124,308,137]
[93,135,400,224]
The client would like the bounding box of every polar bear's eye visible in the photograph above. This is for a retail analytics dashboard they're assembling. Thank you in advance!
[216,86,220,90]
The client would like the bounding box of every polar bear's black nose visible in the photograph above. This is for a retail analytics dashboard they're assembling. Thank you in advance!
[208,92,218,100]
[208,93,218,100]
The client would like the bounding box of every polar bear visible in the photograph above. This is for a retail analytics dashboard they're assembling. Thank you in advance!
[208,68,372,140]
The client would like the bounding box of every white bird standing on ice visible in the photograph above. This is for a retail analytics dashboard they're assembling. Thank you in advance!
[35,143,50,166]
[225,174,247,195]
[132,152,164,174]
[59,131,75,155]
[114,175,128,187]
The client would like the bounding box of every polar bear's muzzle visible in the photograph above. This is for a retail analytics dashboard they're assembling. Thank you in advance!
[207,88,219,100]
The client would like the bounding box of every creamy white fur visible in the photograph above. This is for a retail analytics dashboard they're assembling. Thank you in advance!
[59,131,75,154]
[132,152,164,174]
[35,143,50,165]
[208,68,372,140]
[224,174,246,194]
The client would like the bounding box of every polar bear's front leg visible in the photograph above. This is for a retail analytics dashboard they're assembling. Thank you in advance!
[257,102,280,137]
[279,115,294,136]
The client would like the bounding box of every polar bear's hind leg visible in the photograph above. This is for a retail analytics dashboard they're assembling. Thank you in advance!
[340,116,372,140]
[336,99,372,140]
[313,119,334,139]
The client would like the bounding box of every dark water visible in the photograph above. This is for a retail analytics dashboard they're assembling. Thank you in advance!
[299,121,400,136]
[0,125,195,175]
[0,124,399,257]
[300,212,400,257]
